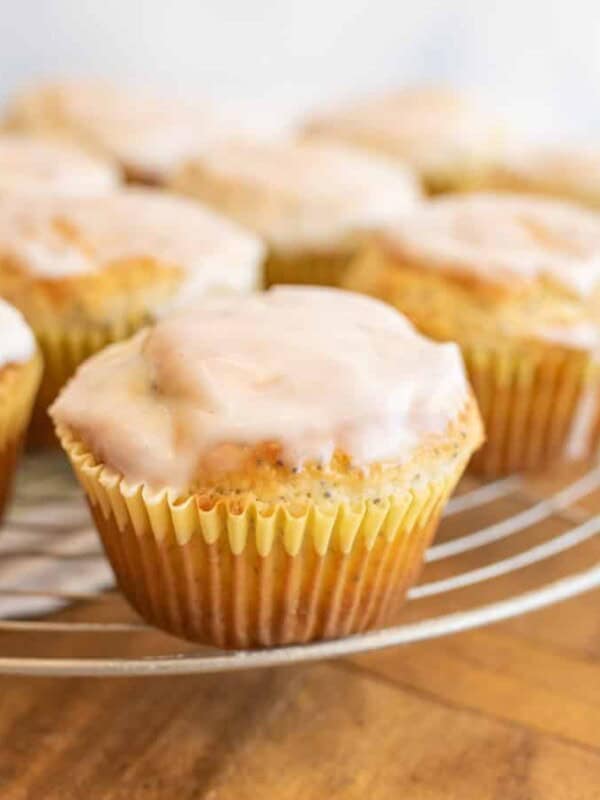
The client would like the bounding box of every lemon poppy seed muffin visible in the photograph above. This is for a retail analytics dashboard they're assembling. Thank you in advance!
[170,137,420,287]
[302,87,506,195]
[345,193,600,475]
[0,300,42,521]
[0,134,120,196]
[481,144,600,209]
[51,287,482,648]
[0,188,264,445]
[4,80,229,185]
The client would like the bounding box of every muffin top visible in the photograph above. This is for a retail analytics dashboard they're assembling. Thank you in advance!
[51,287,472,492]
[303,87,505,185]
[170,138,420,253]
[0,298,35,367]
[0,188,264,294]
[378,193,600,299]
[487,144,600,208]
[4,80,228,183]
[0,134,119,196]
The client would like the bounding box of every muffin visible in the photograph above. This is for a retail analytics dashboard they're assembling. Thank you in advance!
[0,188,264,445]
[0,300,42,521]
[480,143,600,209]
[170,137,420,287]
[0,134,120,196]
[51,287,482,649]
[4,79,229,185]
[302,86,506,195]
[344,193,600,476]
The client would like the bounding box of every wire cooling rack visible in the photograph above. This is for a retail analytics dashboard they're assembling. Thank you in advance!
[1,453,600,677]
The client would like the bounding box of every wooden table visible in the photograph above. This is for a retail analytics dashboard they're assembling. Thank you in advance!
[1,469,600,799]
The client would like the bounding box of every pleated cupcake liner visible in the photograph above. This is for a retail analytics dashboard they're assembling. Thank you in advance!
[60,431,468,649]
[463,344,600,476]
[0,354,42,521]
[28,311,151,448]
[264,251,353,288]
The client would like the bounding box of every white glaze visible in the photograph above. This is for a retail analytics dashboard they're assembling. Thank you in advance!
[0,189,264,295]
[533,321,600,351]
[0,298,35,367]
[0,135,119,196]
[383,193,600,297]
[494,144,600,204]
[305,87,503,178]
[173,138,420,253]
[7,80,232,180]
[51,287,470,491]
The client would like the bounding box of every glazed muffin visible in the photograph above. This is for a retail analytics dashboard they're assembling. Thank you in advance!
[170,137,420,287]
[0,188,264,445]
[51,287,482,649]
[302,86,506,194]
[480,144,600,209]
[4,80,229,185]
[344,193,600,476]
[0,300,42,521]
[0,134,119,196]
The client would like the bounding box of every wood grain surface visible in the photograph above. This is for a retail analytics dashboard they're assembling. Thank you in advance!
[1,475,600,799]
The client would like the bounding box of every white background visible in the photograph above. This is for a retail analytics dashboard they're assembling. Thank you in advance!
[1,0,599,139]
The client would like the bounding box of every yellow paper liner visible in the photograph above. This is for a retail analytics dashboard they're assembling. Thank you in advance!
[28,311,152,448]
[463,344,600,476]
[60,432,468,649]
[265,251,353,288]
[0,354,43,521]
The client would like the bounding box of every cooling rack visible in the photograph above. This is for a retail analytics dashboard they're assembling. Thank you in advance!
[1,453,600,677]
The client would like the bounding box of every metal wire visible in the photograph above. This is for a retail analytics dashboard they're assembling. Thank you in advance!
[1,454,599,676]
[428,465,600,561]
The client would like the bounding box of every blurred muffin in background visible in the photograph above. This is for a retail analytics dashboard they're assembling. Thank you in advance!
[344,193,600,476]
[0,188,264,445]
[479,144,600,209]
[170,137,420,287]
[3,80,231,185]
[0,134,120,196]
[0,300,41,521]
[302,86,506,195]
[52,287,482,648]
